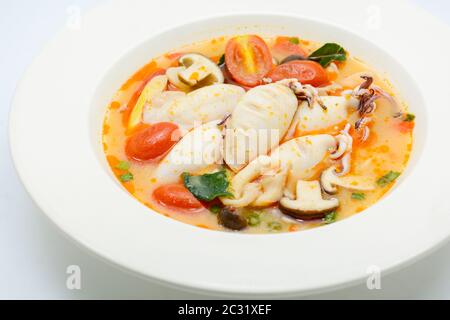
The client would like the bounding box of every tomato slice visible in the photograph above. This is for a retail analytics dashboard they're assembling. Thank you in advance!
[153,184,203,211]
[267,60,329,87]
[225,35,273,87]
[125,122,180,162]
[122,68,166,126]
[271,36,307,62]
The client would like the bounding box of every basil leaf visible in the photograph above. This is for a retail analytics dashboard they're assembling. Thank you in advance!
[377,171,401,187]
[119,172,133,182]
[182,170,233,201]
[351,192,366,200]
[308,43,347,67]
[323,211,337,224]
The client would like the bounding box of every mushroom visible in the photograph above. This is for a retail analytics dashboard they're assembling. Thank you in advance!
[165,66,192,92]
[218,207,248,231]
[280,180,339,220]
[321,166,375,194]
[175,53,224,87]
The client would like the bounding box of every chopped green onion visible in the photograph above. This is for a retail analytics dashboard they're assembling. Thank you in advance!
[267,221,282,231]
[116,161,130,171]
[289,37,300,44]
[323,211,337,224]
[247,213,261,227]
[209,204,221,214]
[351,192,366,200]
[377,171,401,187]
[404,113,415,122]
[119,172,134,182]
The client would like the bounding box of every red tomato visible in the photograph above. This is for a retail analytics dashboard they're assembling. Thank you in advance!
[225,35,273,87]
[125,122,180,161]
[271,36,307,61]
[267,60,329,87]
[122,68,166,126]
[153,184,203,211]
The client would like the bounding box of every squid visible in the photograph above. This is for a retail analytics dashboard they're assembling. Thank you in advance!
[223,82,298,172]
[288,96,350,137]
[272,134,337,197]
[143,84,245,132]
[152,120,224,185]
[221,134,337,207]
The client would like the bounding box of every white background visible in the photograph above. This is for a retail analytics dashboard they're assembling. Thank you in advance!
[1,0,450,299]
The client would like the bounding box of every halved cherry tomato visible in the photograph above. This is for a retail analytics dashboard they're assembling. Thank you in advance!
[125,122,180,161]
[271,36,307,62]
[153,184,203,211]
[122,68,166,126]
[225,35,273,87]
[267,60,329,87]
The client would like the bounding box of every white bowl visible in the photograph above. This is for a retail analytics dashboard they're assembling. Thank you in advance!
[9,12,450,297]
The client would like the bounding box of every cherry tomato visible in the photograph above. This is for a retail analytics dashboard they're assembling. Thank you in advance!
[267,60,329,87]
[153,184,203,211]
[225,35,273,87]
[122,68,166,126]
[271,36,307,61]
[125,122,180,161]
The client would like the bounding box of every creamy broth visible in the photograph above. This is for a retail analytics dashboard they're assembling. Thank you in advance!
[102,35,414,233]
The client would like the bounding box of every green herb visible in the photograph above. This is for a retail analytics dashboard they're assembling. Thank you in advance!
[218,54,225,66]
[267,221,282,231]
[351,192,366,201]
[182,170,233,201]
[247,213,261,227]
[377,171,401,187]
[209,204,222,214]
[404,113,415,122]
[289,37,299,44]
[323,211,337,224]
[119,172,134,182]
[116,161,130,171]
[308,43,347,67]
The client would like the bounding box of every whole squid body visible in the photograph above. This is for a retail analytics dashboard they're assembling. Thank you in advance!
[223,82,298,172]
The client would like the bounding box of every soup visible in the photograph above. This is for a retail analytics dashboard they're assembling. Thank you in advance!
[102,35,414,233]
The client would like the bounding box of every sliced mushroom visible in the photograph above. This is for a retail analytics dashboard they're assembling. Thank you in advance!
[166,66,192,92]
[321,166,375,194]
[177,53,224,87]
[280,180,339,220]
[224,83,298,172]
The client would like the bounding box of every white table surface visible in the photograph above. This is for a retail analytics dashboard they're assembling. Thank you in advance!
[1,0,450,299]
